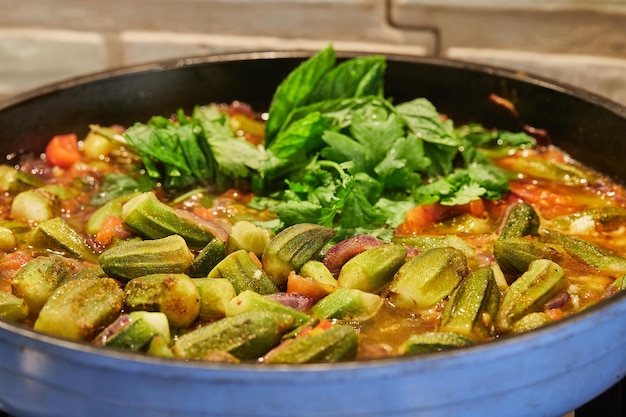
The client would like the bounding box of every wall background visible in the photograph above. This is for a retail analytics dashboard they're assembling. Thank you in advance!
[0,0,625,106]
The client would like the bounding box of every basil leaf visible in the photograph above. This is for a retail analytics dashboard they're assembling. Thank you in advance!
[305,55,386,104]
[265,45,336,145]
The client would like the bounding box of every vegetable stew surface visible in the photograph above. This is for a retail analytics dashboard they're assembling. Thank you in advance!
[1,45,625,363]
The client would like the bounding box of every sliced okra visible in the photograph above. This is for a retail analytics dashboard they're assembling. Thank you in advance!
[336,244,406,294]
[99,235,194,281]
[173,310,295,360]
[550,206,626,234]
[263,324,358,364]
[93,311,170,352]
[225,220,273,257]
[392,234,476,258]
[498,203,540,240]
[540,229,626,274]
[401,331,474,355]
[0,165,45,193]
[439,267,500,341]
[512,312,553,334]
[11,255,70,313]
[10,189,58,223]
[124,273,200,328]
[195,278,237,321]
[310,288,382,322]
[497,259,566,332]
[0,291,29,322]
[493,237,562,276]
[27,217,97,262]
[86,192,140,235]
[225,290,311,327]
[147,335,175,358]
[34,278,124,341]
[0,221,31,252]
[299,260,338,288]
[209,249,279,295]
[122,191,227,249]
[501,157,596,186]
[262,223,335,287]
[386,247,468,310]
[188,237,225,278]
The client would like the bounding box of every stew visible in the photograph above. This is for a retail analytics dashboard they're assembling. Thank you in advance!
[0,45,625,363]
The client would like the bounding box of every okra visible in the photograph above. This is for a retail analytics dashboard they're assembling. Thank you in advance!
[11,255,70,313]
[122,192,226,248]
[70,265,107,281]
[146,335,175,358]
[99,235,194,281]
[336,244,407,294]
[262,223,335,287]
[402,331,474,355]
[0,165,45,193]
[124,273,200,328]
[439,267,500,341]
[195,278,237,321]
[613,275,626,292]
[498,203,540,240]
[386,247,468,310]
[34,278,124,341]
[263,324,358,364]
[225,290,311,327]
[493,237,561,276]
[310,288,382,321]
[27,217,98,262]
[208,249,279,295]
[188,237,225,278]
[502,157,595,186]
[550,206,626,234]
[0,291,29,322]
[299,260,338,288]
[497,259,566,332]
[512,312,553,333]
[0,221,31,251]
[93,311,170,352]
[392,234,476,258]
[86,192,140,235]
[540,229,626,274]
[225,220,273,257]
[10,189,58,223]
[0,226,16,252]
[173,310,295,360]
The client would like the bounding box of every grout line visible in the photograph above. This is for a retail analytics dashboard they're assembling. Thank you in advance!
[384,0,442,56]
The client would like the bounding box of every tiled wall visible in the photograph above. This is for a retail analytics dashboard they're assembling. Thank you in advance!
[1,0,626,105]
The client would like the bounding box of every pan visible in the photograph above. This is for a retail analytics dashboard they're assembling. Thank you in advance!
[0,51,625,417]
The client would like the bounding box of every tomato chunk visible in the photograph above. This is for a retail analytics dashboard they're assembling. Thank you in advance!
[45,133,81,168]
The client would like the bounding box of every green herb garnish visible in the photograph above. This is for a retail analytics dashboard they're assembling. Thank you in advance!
[116,45,535,237]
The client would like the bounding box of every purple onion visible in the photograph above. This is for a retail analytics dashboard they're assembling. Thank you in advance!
[265,292,314,312]
[92,314,132,346]
[545,291,569,310]
[323,234,385,276]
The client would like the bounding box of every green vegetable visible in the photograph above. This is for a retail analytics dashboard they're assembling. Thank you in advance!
[115,45,515,236]
[173,310,295,360]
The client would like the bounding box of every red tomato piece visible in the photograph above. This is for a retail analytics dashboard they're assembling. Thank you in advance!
[45,133,81,168]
